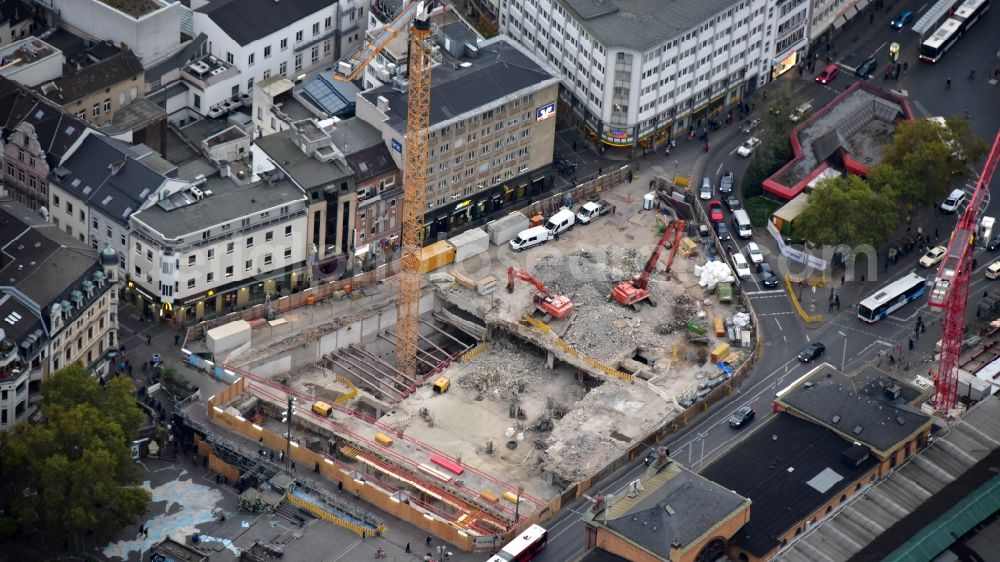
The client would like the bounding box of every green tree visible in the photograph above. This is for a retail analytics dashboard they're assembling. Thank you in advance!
[0,363,150,544]
[882,120,962,205]
[795,175,899,246]
[945,117,989,166]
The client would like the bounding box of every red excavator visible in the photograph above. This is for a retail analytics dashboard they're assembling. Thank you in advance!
[611,220,687,310]
[506,266,574,320]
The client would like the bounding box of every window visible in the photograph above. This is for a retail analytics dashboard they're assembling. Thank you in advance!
[312,22,320,35]
[295,53,303,71]
[134,265,142,276]
[279,61,287,75]
[264,45,271,58]
[247,78,254,91]
[54,194,60,206]
[103,98,111,112]
[246,236,254,248]
[135,241,141,253]
[280,38,288,50]
[225,265,234,278]
[207,248,215,260]
[226,52,234,64]
[263,69,271,80]
[324,16,332,29]
[188,255,196,266]
[284,247,292,259]
[296,30,303,42]
[187,279,196,289]
[92,218,98,229]
[265,231,274,242]
[226,242,235,254]
[146,250,152,262]
[130,86,138,101]
[248,53,255,66]
[106,226,112,238]
[263,253,273,266]
[92,103,100,117]
[311,45,319,63]
[285,225,292,237]
[245,259,253,272]
[207,272,214,282]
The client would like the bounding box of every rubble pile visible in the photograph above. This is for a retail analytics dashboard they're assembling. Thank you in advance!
[655,294,700,334]
[457,336,544,401]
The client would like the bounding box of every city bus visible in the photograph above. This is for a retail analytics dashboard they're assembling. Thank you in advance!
[486,525,548,562]
[858,272,928,323]
[919,0,990,62]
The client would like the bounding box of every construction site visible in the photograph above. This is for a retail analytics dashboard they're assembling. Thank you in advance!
[190,184,758,551]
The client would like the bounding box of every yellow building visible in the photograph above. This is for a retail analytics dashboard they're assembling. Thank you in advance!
[39,45,144,128]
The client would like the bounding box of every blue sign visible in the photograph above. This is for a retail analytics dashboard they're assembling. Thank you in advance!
[391,138,402,153]
[536,102,556,121]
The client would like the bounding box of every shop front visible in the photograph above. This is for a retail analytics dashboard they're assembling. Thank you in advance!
[424,170,552,240]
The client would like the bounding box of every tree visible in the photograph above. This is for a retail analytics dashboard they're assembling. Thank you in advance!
[882,120,963,205]
[794,175,899,246]
[0,363,150,544]
[944,117,989,166]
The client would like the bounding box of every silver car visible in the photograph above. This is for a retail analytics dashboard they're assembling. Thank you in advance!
[699,176,713,200]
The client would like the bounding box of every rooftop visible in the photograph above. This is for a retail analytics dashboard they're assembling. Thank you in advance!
[700,412,880,557]
[131,176,305,239]
[39,48,144,105]
[587,458,750,556]
[203,125,248,148]
[360,37,557,133]
[254,127,355,190]
[297,72,359,118]
[196,0,335,46]
[101,97,166,135]
[557,0,742,52]
[776,363,933,456]
[99,0,165,18]
[0,38,59,74]
[345,143,397,184]
[0,76,91,167]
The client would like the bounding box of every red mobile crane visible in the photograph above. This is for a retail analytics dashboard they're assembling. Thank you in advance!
[928,131,1000,414]
[506,267,574,320]
[611,220,687,310]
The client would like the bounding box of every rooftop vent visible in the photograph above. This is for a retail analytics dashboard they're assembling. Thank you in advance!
[852,425,864,435]
[804,381,814,388]
[831,414,841,424]
[895,416,906,426]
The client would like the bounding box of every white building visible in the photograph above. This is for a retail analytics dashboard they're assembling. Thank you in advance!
[0,37,63,88]
[128,176,308,324]
[809,0,866,43]
[771,0,811,79]
[36,0,181,65]
[498,0,781,150]
[193,0,368,97]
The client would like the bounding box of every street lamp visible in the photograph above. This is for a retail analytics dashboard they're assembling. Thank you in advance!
[838,331,848,371]
[282,396,296,469]
[514,485,524,522]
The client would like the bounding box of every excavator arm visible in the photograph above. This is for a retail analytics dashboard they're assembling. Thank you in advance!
[507,266,550,297]
[635,220,686,290]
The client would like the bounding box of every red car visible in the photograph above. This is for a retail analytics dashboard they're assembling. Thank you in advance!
[815,64,839,84]
[708,200,724,222]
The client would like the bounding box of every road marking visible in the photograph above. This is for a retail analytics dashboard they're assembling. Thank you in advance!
[329,539,363,561]
[918,2,929,14]
[759,311,795,317]
[774,318,782,330]
[716,162,724,175]
[744,289,785,296]
[870,41,888,59]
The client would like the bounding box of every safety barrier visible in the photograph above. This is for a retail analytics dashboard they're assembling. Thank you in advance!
[520,316,635,383]
[286,490,385,536]
[784,275,824,323]
[460,342,489,362]
[333,374,358,406]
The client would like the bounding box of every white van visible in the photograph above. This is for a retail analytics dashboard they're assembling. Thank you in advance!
[545,208,576,237]
[509,226,552,251]
[731,209,753,239]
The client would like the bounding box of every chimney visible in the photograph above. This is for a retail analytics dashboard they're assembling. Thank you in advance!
[376,95,389,112]
[120,42,129,55]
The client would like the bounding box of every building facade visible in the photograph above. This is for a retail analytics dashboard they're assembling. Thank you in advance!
[128,176,308,323]
[498,0,775,150]
[39,47,145,128]
[770,0,811,79]
[356,35,559,240]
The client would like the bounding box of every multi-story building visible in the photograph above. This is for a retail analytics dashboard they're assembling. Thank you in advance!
[0,76,90,211]
[770,0,811,79]
[498,0,774,150]
[359,1,460,90]
[0,197,119,427]
[356,33,559,239]
[809,0,868,44]
[37,45,145,127]
[193,0,367,97]
[0,0,37,47]
[128,175,308,323]
[0,37,63,87]
[345,142,401,269]
[48,134,185,271]
[252,117,371,279]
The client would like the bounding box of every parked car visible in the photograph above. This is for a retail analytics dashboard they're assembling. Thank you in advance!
[700,176,713,200]
[732,252,752,279]
[725,194,742,212]
[987,259,1000,280]
[798,342,826,362]
[740,118,761,134]
[940,188,966,213]
[815,64,839,84]
[737,137,761,157]
[729,406,756,428]
[919,246,948,268]
[719,170,735,194]
[988,234,1000,251]
[758,262,779,288]
[708,200,724,222]
[891,9,915,29]
[789,102,812,122]
[746,242,764,266]
[856,57,877,79]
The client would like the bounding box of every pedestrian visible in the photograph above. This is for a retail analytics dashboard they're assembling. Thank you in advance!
[175,334,181,346]
[270,450,274,461]
[572,141,577,151]
[973,258,978,269]
[338,481,343,492]
[909,337,914,350]
[361,531,366,542]
[427,536,432,547]
[935,228,940,239]
[146,334,152,345]
[829,301,834,313]
[406,543,412,554]
[144,528,149,538]
[291,461,296,471]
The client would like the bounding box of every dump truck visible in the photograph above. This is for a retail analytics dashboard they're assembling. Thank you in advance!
[576,200,616,224]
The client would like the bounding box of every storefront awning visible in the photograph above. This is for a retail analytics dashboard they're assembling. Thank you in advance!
[831,15,849,30]
[854,0,871,13]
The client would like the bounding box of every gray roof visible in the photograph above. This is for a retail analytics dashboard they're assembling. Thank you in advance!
[131,176,305,239]
[360,37,556,133]
[700,413,880,557]
[52,135,167,226]
[601,460,749,555]
[0,76,91,168]
[776,364,932,455]
[197,0,334,46]
[254,130,354,190]
[345,143,397,183]
[558,0,741,52]
[39,49,144,105]
[145,33,208,86]
[326,117,383,154]
[101,98,166,135]
[0,292,41,346]
[0,198,100,308]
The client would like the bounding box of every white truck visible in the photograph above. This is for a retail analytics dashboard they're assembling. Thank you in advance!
[576,200,616,224]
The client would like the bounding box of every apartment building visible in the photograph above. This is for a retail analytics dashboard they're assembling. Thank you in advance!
[498,0,775,150]
[194,0,367,96]
[360,1,461,90]
[356,33,559,239]
[771,0,811,79]
[0,76,91,211]
[38,45,145,127]
[809,0,867,43]
[128,176,308,324]
[0,198,119,427]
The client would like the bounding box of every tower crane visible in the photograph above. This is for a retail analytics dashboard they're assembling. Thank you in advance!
[927,130,1000,415]
[611,220,687,310]
[506,266,574,320]
[334,2,435,378]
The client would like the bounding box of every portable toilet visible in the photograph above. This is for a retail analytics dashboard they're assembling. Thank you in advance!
[643,192,655,210]
[979,216,995,249]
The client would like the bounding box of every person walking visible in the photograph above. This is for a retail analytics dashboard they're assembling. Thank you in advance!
[146,334,152,345]
[406,543,411,554]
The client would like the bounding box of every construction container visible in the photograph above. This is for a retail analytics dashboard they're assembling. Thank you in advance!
[502,491,521,504]
[679,237,698,257]
[312,401,333,417]
[433,377,450,393]
[711,343,731,363]
[448,228,490,263]
[716,282,734,304]
[206,320,251,354]
[374,432,394,446]
[713,316,725,337]
[419,241,456,274]
[487,212,529,245]
[480,490,499,503]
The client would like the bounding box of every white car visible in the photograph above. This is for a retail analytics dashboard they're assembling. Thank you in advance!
[939,188,966,213]
[737,137,760,157]
[919,246,947,268]
[789,103,812,122]
[746,242,764,266]
[732,252,752,279]
[987,260,1000,280]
